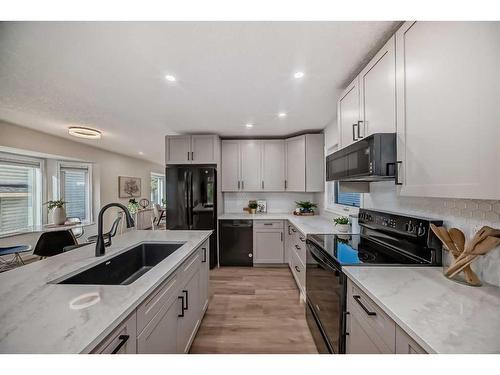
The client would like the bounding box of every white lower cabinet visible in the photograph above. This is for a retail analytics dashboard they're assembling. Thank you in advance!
[137,294,180,354]
[93,241,209,354]
[346,278,427,354]
[92,312,137,354]
[253,221,284,264]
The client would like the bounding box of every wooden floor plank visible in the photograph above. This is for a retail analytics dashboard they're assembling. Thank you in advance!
[190,267,318,354]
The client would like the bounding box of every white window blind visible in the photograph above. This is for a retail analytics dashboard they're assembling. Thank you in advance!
[335,181,361,207]
[0,156,42,235]
[60,164,91,221]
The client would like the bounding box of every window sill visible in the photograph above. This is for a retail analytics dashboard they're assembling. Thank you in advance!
[325,204,360,217]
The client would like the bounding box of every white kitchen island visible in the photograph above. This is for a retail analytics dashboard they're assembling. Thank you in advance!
[0,230,212,354]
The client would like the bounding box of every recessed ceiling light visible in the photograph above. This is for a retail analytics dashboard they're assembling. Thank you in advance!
[68,126,101,140]
[278,112,287,118]
[165,74,176,82]
[294,71,304,79]
[138,151,144,155]
[245,123,254,128]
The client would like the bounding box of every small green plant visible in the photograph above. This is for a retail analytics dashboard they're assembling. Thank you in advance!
[333,216,349,225]
[161,198,167,206]
[248,202,258,209]
[44,199,66,211]
[295,201,318,212]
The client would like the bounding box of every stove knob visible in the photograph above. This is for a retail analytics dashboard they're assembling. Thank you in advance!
[417,225,426,236]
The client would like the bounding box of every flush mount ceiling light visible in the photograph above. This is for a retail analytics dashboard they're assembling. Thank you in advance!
[278,112,287,118]
[138,151,144,155]
[68,126,102,140]
[294,71,304,79]
[165,74,176,82]
[245,123,254,128]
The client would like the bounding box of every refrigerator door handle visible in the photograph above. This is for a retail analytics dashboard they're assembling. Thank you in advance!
[188,170,194,229]
[184,170,190,227]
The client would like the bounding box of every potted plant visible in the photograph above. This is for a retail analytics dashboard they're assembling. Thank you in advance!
[44,199,67,225]
[128,198,139,215]
[295,201,318,215]
[248,202,258,214]
[333,216,350,233]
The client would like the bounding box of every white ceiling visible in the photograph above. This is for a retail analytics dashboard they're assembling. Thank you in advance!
[0,21,400,163]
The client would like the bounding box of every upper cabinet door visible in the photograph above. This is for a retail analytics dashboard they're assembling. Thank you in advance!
[285,136,306,191]
[305,134,324,192]
[221,140,240,192]
[338,78,360,149]
[191,135,218,164]
[166,136,191,164]
[396,21,500,199]
[240,140,262,191]
[262,140,285,191]
[359,35,396,138]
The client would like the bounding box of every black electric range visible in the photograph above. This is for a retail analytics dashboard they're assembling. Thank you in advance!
[305,209,443,354]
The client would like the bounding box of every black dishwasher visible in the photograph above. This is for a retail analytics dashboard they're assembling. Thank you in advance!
[219,220,253,266]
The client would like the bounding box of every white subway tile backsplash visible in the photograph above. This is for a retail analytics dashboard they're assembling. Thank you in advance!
[223,192,315,214]
[363,181,500,286]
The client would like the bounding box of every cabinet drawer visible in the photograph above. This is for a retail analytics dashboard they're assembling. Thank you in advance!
[137,273,178,335]
[254,220,284,229]
[290,249,305,294]
[395,325,427,354]
[292,232,306,266]
[347,280,395,352]
[92,312,137,354]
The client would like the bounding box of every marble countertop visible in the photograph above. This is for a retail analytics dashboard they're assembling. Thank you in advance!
[0,230,212,353]
[343,266,500,354]
[218,212,357,235]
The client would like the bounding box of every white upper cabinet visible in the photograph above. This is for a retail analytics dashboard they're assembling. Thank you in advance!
[338,78,360,148]
[221,134,323,193]
[262,140,285,191]
[221,140,240,192]
[165,135,191,164]
[396,21,500,199]
[191,135,218,163]
[240,140,262,191]
[359,35,396,138]
[165,135,220,165]
[305,134,324,192]
[285,135,306,191]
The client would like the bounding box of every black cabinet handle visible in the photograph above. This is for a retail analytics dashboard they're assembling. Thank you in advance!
[178,296,185,317]
[238,180,240,189]
[295,244,301,250]
[353,295,377,316]
[291,228,296,233]
[281,232,283,242]
[299,236,305,242]
[285,180,287,189]
[111,334,129,354]
[352,123,358,141]
[395,161,403,185]
[191,151,194,160]
[202,247,207,263]
[357,120,364,139]
[264,223,273,226]
[183,290,189,310]
[294,265,301,272]
[187,151,190,161]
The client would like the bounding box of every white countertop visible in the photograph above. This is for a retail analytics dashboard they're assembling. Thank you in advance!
[0,229,212,353]
[218,212,357,235]
[343,266,500,354]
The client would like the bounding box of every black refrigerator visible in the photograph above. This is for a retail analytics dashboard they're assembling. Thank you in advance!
[166,165,217,269]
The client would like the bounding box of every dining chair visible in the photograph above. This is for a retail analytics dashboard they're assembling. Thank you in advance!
[87,216,122,245]
[33,230,78,258]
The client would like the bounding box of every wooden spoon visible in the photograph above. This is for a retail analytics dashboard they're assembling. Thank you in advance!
[431,225,480,284]
[449,228,465,253]
[446,236,500,277]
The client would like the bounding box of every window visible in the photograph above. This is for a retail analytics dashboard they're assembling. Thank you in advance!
[0,154,42,235]
[335,181,361,207]
[326,181,361,211]
[151,173,165,206]
[59,163,92,221]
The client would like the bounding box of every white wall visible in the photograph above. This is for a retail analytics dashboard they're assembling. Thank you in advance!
[0,121,163,250]
[223,192,315,213]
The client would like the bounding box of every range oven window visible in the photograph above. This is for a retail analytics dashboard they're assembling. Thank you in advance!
[306,243,346,353]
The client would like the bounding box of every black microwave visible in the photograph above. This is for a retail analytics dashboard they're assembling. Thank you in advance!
[326,133,397,182]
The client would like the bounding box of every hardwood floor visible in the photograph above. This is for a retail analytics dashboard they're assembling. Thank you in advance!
[190,267,318,354]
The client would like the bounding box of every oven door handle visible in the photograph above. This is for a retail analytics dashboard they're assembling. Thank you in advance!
[309,246,340,273]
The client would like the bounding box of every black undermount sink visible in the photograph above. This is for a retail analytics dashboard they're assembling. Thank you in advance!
[57,242,185,285]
